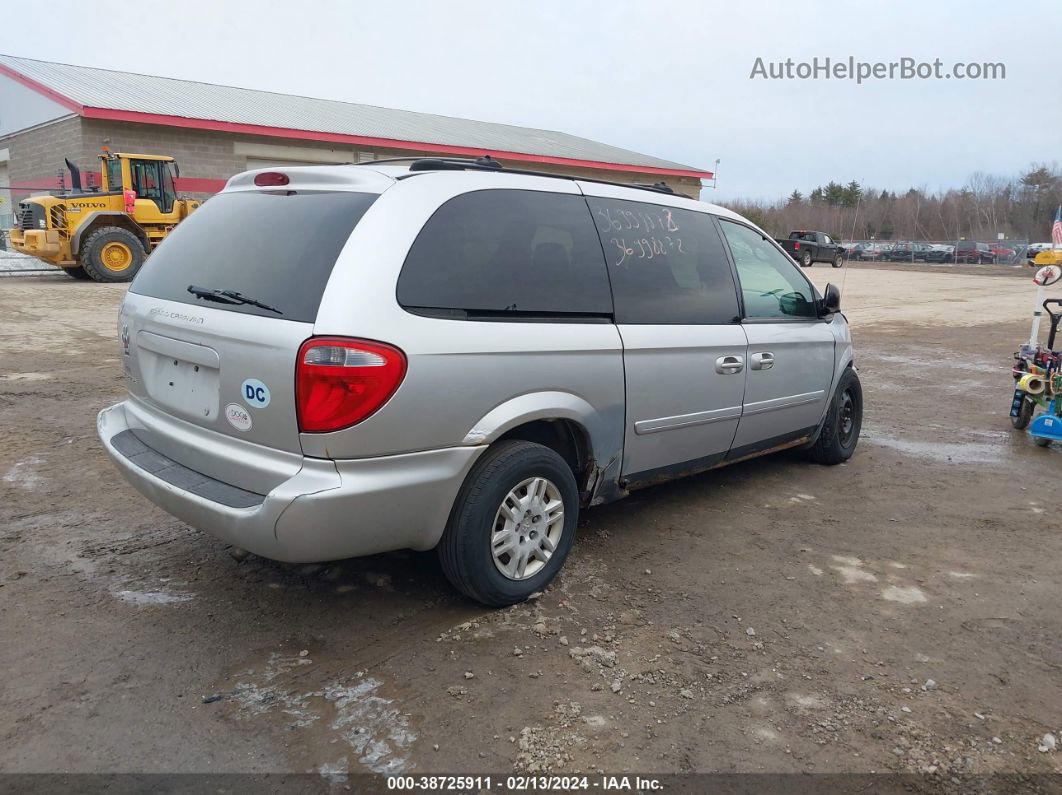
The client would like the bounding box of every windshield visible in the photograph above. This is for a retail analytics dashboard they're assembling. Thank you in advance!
[130,190,377,322]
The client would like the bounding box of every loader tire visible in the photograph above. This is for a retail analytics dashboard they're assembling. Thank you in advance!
[65,266,92,280]
[81,227,146,282]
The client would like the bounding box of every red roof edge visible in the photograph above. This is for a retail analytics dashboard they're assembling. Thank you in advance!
[0,62,83,113]
[78,107,712,180]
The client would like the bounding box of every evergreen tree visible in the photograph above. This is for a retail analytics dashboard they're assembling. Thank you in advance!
[824,181,846,206]
[842,180,862,207]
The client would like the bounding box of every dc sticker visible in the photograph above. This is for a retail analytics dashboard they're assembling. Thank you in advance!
[241,378,270,408]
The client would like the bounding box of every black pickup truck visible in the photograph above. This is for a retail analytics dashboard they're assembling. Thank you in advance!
[774,230,846,268]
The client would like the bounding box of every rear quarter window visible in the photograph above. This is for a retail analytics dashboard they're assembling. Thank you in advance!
[130,190,378,322]
[588,197,740,325]
[397,189,613,319]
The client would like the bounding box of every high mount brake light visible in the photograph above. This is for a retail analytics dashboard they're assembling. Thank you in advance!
[254,171,289,187]
[296,337,407,432]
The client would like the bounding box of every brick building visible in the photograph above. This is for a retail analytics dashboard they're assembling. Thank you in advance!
[0,55,712,227]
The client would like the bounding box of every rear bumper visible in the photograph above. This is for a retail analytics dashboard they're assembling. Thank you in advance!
[98,401,485,562]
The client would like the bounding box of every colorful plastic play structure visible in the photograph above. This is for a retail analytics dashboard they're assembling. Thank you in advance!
[1011,264,1062,447]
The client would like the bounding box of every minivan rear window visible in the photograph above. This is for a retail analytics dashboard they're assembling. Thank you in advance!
[130,191,377,322]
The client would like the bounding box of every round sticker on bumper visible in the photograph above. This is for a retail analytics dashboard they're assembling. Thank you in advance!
[224,403,253,432]
[241,378,270,408]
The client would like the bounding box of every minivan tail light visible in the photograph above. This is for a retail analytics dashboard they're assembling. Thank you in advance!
[254,171,289,187]
[296,337,407,433]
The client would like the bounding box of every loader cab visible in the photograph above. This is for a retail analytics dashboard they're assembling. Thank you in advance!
[100,152,180,216]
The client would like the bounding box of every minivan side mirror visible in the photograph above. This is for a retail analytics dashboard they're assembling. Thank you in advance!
[820,283,841,316]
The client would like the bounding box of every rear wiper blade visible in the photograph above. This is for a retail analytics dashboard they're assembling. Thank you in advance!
[187,285,240,305]
[187,285,283,315]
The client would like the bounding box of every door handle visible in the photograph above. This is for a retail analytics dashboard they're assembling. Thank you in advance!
[715,355,744,374]
[750,351,775,370]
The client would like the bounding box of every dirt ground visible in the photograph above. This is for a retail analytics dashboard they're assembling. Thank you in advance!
[1,264,1061,787]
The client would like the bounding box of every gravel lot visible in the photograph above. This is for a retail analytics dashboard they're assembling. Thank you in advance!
[1,264,1060,786]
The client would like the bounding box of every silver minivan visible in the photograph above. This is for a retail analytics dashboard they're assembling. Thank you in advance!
[98,158,861,606]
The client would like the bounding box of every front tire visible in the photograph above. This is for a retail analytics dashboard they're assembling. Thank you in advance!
[832,254,844,268]
[439,440,579,607]
[1034,436,1051,448]
[1011,397,1035,430]
[808,368,863,465]
[80,226,146,282]
[65,266,92,280]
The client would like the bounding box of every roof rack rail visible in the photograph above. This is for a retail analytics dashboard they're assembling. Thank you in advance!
[408,155,503,172]
[391,155,691,198]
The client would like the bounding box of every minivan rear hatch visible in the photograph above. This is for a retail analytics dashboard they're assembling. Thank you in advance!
[121,186,379,468]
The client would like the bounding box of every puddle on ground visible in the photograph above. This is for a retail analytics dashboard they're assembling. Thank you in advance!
[862,348,996,374]
[863,425,1007,465]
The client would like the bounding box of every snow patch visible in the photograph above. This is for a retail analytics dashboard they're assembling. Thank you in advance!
[327,678,417,774]
[882,585,928,603]
[112,588,193,605]
[229,656,415,775]
[833,565,878,584]
[3,457,44,490]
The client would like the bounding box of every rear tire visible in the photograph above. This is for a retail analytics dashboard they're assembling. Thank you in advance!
[438,440,579,607]
[80,226,146,283]
[65,266,92,280]
[1034,436,1051,448]
[800,251,813,268]
[808,368,862,465]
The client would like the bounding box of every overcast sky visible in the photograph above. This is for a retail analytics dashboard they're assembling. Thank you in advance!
[3,0,1058,200]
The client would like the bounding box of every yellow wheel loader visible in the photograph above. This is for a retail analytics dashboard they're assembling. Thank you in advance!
[8,151,200,282]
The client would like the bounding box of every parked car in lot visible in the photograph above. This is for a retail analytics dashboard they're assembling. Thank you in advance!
[774,230,846,268]
[846,242,870,260]
[953,241,995,264]
[97,159,861,606]
[924,244,955,263]
[859,243,893,262]
[888,242,932,262]
[989,244,1018,265]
